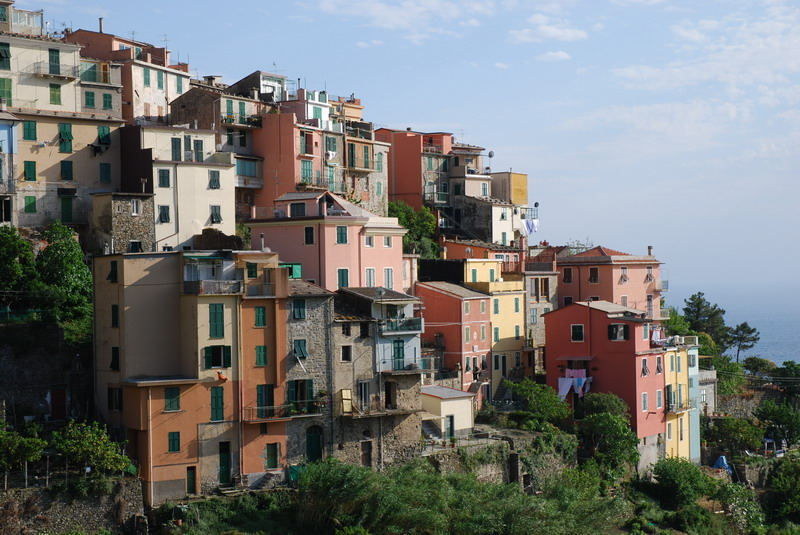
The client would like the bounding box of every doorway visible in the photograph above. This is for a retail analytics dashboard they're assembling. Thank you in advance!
[218,442,231,486]
[306,426,323,462]
[384,381,397,410]
[186,466,197,495]
[360,440,373,467]
[444,415,455,439]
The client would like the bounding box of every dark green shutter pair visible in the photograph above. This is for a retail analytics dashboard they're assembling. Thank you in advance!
[168,431,180,452]
[255,306,266,327]
[293,339,308,358]
[171,138,182,161]
[99,163,111,183]
[208,170,220,189]
[23,161,36,181]
[158,169,170,187]
[210,386,224,421]
[58,123,73,153]
[255,345,267,366]
[210,205,222,223]
[256,384,274,418]
[60,161,73,180]
[22,121,36,141]
[98,125,111,145]
[203,345,231,368]
[165,387,180,411]
[209,303,224,338]
[292,299,306,320]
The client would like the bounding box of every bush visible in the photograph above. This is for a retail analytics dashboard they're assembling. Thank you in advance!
[652,458,712,510]
[576,392,630,420]
[670,504,712,533]
[765,457,800,524]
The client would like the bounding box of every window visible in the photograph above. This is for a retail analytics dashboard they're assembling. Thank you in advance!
[620,266,628,282]
[337,268,349,288]
[481,183,488,196]
[293,339,308,358]
[157,70,164,89]
[336,226,348,244]
[171,138,182,161]
[143,67,151,86]
[656,390,663,409]
[299,226,314,245]
[208,170,220,189]
[341,323,351,336]
[384,268,394,289]
[58,123,72,152]
[255,345,267,366]
[325,136,337,152]
[643,323,649,340]
[100,162,111,183]
[210,386,224,421]
[667,422,673,440]
[210,205,222,224]
[679,418,684,441]
[588,267,599,283]
[255,306,266,327]
[480,301,486,313]
[677,354,682,373]
[700,389,706,404]
[464,302,470,314]
[0,77,10,105]
[289,202,306,217]
[376,153,384,172]
[49,83,61,105]
[312,106,322,120]
[360,322,369,338]
[22,121,36,141]
[515,325,520,340]
[158,169,170,187]
[471,269,477,283]
[365,268,376,287]
[493,327,499,342]
[158,205,170,223]
[621,295,628,307]
[292,299,306,320]
[670,353,675,372]
[107,388,122,411]
[608,324,630,341]
[0,43,9,70]
[128,241,142,253]
[642,392,648,411]
[111,304,119,327]
[501,232,507,246]
[376,180,383,197]
[489,269,496,282]
[265,443,279,469]
[166,431,180,452]
[493,299,499,314]
[481,325,486,340]
[102,93,112,109]
[514,297,520,313]
[110,347,120,370]
[282,263,302,279]
[248,261,259,277]
[165,387,180,411]
[530,309,537,324]
[203,345,231,368]
[465,326,471,342]
[570,324,584,342]
[85,91,95,108]
[60,161,73,180]
[562,268,573,283]
[384,236,392,248]
[641,357,650,376]
[364,235,374,247]
[107,260,118,283]
[494,354,500,370]
[341,345,352,362]
[300,159,312,181]
[656,355,663,374]
[209,303,224,338]
[564,296,573,306]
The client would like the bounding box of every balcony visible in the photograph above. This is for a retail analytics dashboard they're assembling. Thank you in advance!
[340,395,416,418]
[654,280,669,291]
[183,280,243,295]
[29,62,79,80]
[221,113,262,128]
[666,401,693,415]
[381,317,423,334]
[245,282,275,298]
[345,125,374,140]
[423,191,449,204]
[422,144,443,154]
[347,158,376,172]
[520,207,539,220]
[235,175,264,189]
[243,400,325,422]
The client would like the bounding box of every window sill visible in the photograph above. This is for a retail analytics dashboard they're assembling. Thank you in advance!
[163,409,184,414]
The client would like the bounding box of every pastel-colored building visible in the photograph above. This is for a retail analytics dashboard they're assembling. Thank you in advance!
[64,28,191,125]
[120,125,235,251]
[554,245,667,320]
[544,301,667,469]
[416,281,491,401]
[662,340,700,461]
[420,385,476,438]
[247,191,407,292]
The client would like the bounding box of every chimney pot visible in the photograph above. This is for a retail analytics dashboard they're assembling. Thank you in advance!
[99,17,104,34]
[647,245,653,256]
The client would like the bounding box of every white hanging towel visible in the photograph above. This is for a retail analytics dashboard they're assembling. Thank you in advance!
[529,219,540,233]
[558,377,573,400]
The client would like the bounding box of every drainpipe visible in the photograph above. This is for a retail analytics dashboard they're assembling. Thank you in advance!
[147,386,153,506]
[236,292,244,487]
[375,327,383,470]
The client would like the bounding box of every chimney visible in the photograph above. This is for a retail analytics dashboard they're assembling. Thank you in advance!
[251,88,259,100]
[647,245,653,256]
[98,17,104,33]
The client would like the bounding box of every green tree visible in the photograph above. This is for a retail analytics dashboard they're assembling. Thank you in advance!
[755,401,800,448]
[773,361,800,400]
[663,307,692,336]
[576,413,639,479]
[705,417,764,454]
[0,226,38,313]
[388,201,439,259]
[652,457,712,510]
[708,355,746,395]
[713,482,765,535]
[728,322,760,362]
[510,380,570,425]
[0,429,21,489]
[576,392,630,420]
[52,420,129,474]
[697,332,719,357]
[743,356,776,376]
[682,292,729,351]
[765,457,800,524]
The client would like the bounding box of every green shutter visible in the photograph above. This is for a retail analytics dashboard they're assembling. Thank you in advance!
[98,125,111,145]
[223,346,231,367]
[204,347,212,369]
[171,138,181,161]
[49,83,61,105]
[209,170,220,189]
[48,49,60,74]
[60,196,72,222]
[102,93,112,109]
[256,384,266,417]
[238,101,245,118]
[85,91,95,108]
[157,70,164,89]
[247,263,257,278]
[176,76,183,94]
[0,77,11,105]
[23,195,35,212]
[143,67,150,86]
[287,381,297,403]
[165,387,180,411]
[60,160,73,180]
[255,306,265,327]
[337,269,348,288]
[209,303,224,338]
[99,162,111,183]
[306,379,313,401]
[514,297,520,313]
[57,123,72,152]
[255,345,266,366]
[23,160,36,181]
[210,386,224,421]
[0,43,9,70]
[158,169,170,187]
[22,121,36,141]
[493,299,499,314]
[292,299,306,320]
[266,443,278,469]
[494,327,499,342]
[168,431,180,452]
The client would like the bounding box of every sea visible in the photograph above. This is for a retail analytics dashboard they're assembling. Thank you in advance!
[667,285,797,365]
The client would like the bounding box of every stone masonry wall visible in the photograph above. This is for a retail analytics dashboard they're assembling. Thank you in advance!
[111,195,155,253]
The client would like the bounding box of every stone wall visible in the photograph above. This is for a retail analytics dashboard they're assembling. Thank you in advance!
[718,387,781,419]
[111,195,155,253]
[0,477,145,534]
[426,442,515,485]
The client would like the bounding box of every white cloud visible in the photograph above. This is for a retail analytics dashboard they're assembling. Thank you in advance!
[509,12,587,43]
[536,50,571,61]
[495,62,510,69]
[355,40,384,48]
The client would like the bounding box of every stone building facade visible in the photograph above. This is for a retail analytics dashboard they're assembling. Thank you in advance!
[88,192,155,254]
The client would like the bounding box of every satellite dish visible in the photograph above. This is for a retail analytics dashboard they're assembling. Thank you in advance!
[488,150,494,158]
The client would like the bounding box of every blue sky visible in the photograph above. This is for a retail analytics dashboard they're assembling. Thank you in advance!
[26,0,800,313]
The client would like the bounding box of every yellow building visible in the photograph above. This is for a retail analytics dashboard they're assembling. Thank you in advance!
[664,344,692,459]
[461,259,525,397]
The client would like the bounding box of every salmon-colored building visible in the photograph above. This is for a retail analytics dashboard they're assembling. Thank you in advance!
[547,245,667,320]
[416,281,491,404]
[543,300,667,469]
[247,191,408,293]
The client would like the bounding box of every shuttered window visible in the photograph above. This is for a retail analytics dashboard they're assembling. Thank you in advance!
[168,431,180,452]
[208,170,220,189]
[60,161,72,180]
[85,91,95,108]
[49,83,61,105]
[209,303,224,338]
[292,299,306,320]
[246,263,258,278]
[210,386,224,421]
[165,387,180,411]
[102,93,112,109]
[110,347,120,370]
[293,339,308,359]
[0,77,11,105]
[210,205,222,224]
[157,70,164,89]
[99,163,111,183]
[158,206,170,223]
[254,306,266,327]
[335,226,347,244]
[171,138,181,161]
[143,67,150,86]
[158,169,170,187]
[23,161,35,181]
[0,43,9,70]
[23,196,35,212]
[98,125,111,145]
[22,121,36,141]
[265,443,279,469]
[255,345,267,366]
[57,123,72,152]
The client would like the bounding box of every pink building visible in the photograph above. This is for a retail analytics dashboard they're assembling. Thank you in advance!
[416,281,491,403]
[247,191,407,292]
[544,301,666,465]
[553,246,666,320]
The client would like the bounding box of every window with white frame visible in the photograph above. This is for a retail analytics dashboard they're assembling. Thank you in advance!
[365,235,374,247]
[642,392,648,411]
[656,389,663,409]
[365,268,376,287]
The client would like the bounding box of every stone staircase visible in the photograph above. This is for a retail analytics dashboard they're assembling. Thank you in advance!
[421,420,442,440]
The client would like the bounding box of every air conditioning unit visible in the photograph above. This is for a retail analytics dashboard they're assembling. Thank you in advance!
[325,151,336,160]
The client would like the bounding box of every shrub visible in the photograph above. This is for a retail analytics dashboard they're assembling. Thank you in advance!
[765,457,800,524]
[576,392,630,420]
[652,458,712,510]
[670,504,712,533]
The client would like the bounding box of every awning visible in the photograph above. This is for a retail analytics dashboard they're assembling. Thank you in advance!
[556,355,593,361]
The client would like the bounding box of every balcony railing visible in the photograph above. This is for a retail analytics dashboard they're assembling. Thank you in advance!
[520,207,538,220]
[80,69,113,84]
[30,62,79,79]
[423,191,449,204]
[422,144,443,154]
[654,280,669,291]
[345,126,373,140]
[245,282,275,297]
[183,280,243,295]
[666,401,693,414]
[347,158,376,171]
[221,113,262,128]
[381,317,423,334]
[243,400,325,422]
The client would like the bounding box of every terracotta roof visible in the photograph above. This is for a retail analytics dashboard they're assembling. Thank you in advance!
[417,281,487,299]
[288,280,333,297]
[571,246,630,257]
[340,287,418,302]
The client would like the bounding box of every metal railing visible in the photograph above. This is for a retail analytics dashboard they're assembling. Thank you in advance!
[666,401,693,414]
[422,144,443,154]
[654,280,669,291]
[221,113,262,128]
[520,207,538,220]
[80,69,113,84]
[347,158,377,171]
[245,282,275,297]
[243,400,324,421]
[424,191,449,204]
[183,280,243,295]
[381,317,423,333]
[30,62,79,78]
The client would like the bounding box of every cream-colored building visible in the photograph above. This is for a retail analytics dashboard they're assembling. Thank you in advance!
[121,125,235,251]
[420,385,475,438]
